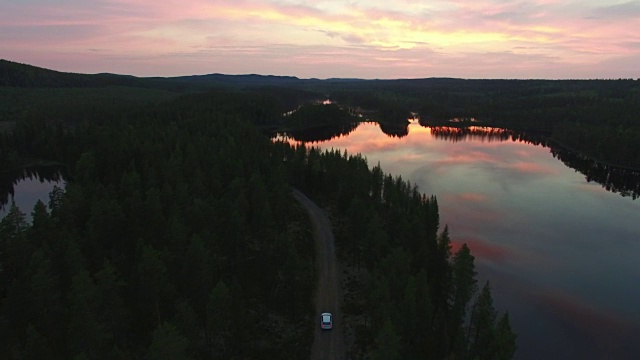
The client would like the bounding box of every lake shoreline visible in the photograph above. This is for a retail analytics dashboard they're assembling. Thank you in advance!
[547,137,640,173]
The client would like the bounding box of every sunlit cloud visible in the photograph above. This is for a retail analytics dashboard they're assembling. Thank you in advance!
[1,0,639,78]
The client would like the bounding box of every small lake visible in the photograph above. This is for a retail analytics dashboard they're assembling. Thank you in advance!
[282,121,640,360]
[0,167,66,221]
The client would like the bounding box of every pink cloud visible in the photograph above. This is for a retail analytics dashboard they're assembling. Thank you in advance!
[1,0,639,78]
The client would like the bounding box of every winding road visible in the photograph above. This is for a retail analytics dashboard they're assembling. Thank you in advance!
[293,189,346,360]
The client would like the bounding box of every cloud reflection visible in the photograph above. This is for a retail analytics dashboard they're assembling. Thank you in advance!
[532,289,640,358]
[452,192,487,203]
[508,161,559,175]
[452,237,511,263]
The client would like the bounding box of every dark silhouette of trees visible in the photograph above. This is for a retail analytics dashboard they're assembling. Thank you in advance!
[273,138,516,359]
[467,281,517,360]
[0,90,317,359]
[0,66,519,358]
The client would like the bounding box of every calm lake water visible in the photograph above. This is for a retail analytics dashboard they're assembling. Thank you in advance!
[286,121,640,360]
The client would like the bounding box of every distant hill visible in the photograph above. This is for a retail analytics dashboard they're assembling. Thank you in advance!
[0,60,313,89]
[169,73,305,87]
[0,59,142,88]
[0,59,466,90]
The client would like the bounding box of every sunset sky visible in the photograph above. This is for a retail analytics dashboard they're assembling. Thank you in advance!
[2,0,640,79]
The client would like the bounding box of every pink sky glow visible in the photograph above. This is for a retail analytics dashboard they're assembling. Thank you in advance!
[2,0,640,79]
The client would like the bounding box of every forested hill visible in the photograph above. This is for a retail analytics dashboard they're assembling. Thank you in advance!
[1,69,517,359]
[170,73,303,87]
[0,59,310,90]
[0,59,142,88]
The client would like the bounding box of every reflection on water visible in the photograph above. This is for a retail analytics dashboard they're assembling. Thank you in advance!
[280,122,640,200]
[551,146,640,200]
[278,121,640,360]
[430,126,640,199]
[378,122,409,138]
[274,122,359,143]
[430,126,516,142]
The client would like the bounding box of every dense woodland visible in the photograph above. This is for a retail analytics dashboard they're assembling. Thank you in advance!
[1,93,318,359]
[1,59,636,359]
[0,78,516,359]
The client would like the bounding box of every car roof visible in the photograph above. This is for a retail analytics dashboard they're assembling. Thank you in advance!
[321,312,332,316]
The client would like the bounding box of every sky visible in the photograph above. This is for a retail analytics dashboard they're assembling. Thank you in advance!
[1,0,640,79]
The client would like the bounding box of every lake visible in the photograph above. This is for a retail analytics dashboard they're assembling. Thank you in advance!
[0,166,66,221]
[283,121,640,360]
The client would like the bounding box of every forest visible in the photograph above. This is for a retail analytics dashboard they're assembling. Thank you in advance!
[0,72,516,359]
[2,58,632,359]
[2,59,639,170]
[1,88,321,358]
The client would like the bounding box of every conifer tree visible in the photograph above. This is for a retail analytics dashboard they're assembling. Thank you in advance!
[468,281,498,359]
[449,243,477,354]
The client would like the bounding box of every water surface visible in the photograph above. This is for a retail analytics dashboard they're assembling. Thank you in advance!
[291,121,640,359]
[0,167,65,221]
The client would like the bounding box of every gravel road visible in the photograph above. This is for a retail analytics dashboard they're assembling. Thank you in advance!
[293,189,346,360]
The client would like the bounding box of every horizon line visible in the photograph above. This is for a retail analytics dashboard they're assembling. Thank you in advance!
[3,58,639,82]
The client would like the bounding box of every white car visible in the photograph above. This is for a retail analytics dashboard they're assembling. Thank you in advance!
[321,312,333,330]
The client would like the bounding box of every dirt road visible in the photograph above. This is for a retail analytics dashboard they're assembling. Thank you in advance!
[293,189,346,360]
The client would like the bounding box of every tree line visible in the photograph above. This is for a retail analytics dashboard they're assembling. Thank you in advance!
[319,78,640,170]
[3,59,639,169]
